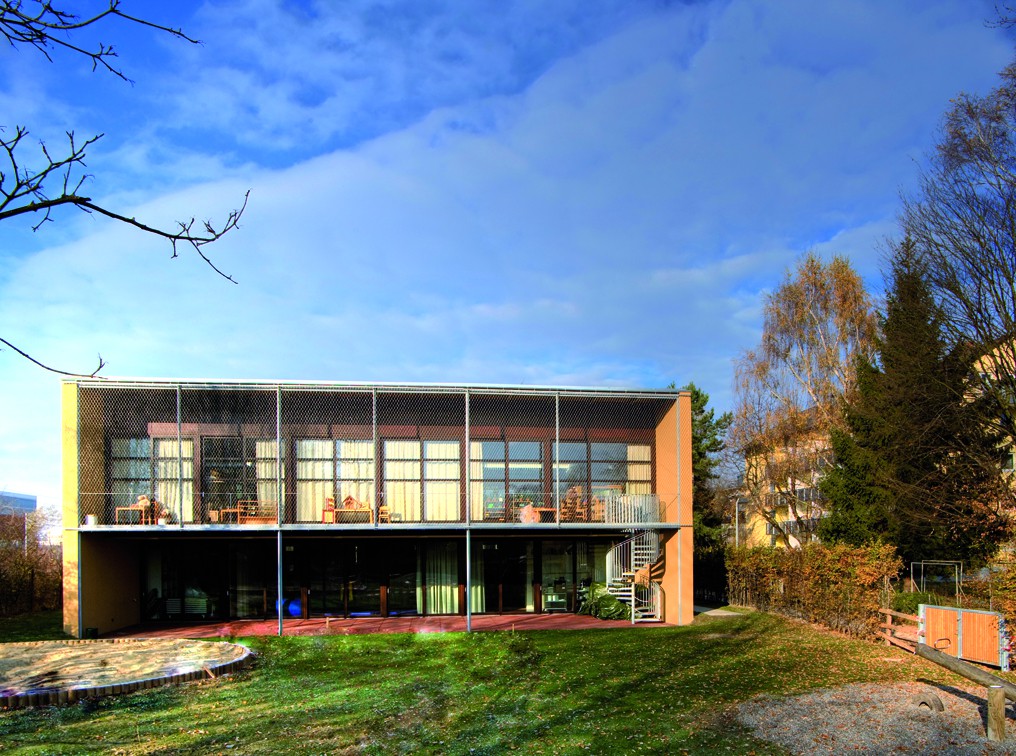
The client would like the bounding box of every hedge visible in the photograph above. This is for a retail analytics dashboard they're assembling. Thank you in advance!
[726,543,902,638]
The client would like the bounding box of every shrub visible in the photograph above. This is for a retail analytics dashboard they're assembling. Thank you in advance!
[889,591,935,616]
[577,583,631,621]
[726,543,901,638]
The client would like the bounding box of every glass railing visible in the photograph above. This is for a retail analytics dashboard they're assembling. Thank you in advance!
[77,492,671,528]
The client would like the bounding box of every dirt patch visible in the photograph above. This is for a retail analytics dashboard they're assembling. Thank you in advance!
[738,681,1016,754]
[0,639,252,705]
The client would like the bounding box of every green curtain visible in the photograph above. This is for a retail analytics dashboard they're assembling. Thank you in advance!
[469,548,485,612]
[426,542,459,614]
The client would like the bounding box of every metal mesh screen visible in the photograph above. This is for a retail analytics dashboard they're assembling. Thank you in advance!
[77,384,179,526]
[283,388,374,525]
[72,382,675,529]
[180,386,280,525]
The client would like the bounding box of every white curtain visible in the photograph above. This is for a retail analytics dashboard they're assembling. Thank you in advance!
[297,440,333,522]
[154,438,194,523]
[469,547,485,612]
[385,441,422,522]
[627,444,652,495]
[424,441,460,521]
[255,439,284,515]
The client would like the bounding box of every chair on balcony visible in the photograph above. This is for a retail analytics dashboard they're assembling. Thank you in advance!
[560,487,587,523]
[482,500,507,522]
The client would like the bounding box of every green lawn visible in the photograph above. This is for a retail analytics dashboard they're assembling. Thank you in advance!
[0,610,968,754]
[0,611,70,643]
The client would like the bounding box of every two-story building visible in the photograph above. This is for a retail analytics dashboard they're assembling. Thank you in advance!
[62,380,693,635]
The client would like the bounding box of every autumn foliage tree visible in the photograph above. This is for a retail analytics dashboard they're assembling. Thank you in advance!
[0,509,61,616]
[730,253,878,547]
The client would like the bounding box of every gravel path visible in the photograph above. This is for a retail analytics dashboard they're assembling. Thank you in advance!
[0,639,250,697]
[738,681,1016,755]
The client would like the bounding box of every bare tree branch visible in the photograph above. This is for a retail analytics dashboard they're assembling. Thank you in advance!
[0,129,248,283]
[902,58,1016,440]
[1,1,199,83]
[1,2,252,374]
[0,337,104,377]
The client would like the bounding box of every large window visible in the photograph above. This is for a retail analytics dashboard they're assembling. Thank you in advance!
[553,441,651,499]
[154,439,195,521]
[382,440,461,522]
[424,441,460,522]
[110,437,194,520]
[110,438,153,509]
[296,440,332,521]
[202,437,283,518]
[470,441,506,520]
[338,440,376,506]
[469,440,544,520]
[384,440,422,522]
[296,439,375,522]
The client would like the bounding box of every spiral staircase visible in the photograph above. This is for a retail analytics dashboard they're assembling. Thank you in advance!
[605,529,663,623]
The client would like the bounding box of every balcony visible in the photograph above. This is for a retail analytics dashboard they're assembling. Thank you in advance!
[77,492,670,530]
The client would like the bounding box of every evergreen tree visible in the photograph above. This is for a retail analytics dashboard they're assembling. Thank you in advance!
[820,239,1010,565]
[677,382,732,601]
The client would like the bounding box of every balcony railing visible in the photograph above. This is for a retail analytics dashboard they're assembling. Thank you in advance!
[77,492,669,529]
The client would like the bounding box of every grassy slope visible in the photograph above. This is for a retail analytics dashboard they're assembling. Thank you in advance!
[0,611,973,755]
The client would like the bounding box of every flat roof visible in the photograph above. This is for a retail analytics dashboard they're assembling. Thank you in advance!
[0,492,37,514]
[67,378,682,401]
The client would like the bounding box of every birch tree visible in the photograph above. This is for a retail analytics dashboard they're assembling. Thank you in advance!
[730,253,878,547]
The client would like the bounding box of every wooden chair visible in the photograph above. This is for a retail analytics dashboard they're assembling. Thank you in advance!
[561,487,586,523]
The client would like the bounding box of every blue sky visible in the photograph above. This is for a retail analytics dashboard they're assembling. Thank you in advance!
[1,0,1013,515]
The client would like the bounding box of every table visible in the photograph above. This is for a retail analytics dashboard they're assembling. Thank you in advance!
[217,506,242,524]
[323,508,373,524]
[519,504,556,523]
[115,504,151,524]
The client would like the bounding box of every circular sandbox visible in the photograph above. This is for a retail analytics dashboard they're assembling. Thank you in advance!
[0,638,254,709]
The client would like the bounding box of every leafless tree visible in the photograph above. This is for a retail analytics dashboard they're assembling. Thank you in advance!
[1,1,248,376]
[730,253,878,547]
[0,506,61,615]
[901,59,1016,439]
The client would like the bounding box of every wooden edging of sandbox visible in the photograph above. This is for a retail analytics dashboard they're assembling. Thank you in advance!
[0,638,255,710]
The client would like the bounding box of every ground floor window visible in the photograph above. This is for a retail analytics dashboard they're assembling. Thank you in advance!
[140,536,616,621]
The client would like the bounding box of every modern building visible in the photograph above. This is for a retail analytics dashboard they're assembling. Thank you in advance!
[62,380,693,636]
[0,491,37,515]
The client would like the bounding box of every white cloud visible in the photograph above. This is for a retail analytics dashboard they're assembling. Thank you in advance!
[0,0,1013,503]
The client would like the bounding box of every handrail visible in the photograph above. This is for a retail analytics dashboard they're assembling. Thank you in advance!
[81,490,672,527]
[606,531,663,622]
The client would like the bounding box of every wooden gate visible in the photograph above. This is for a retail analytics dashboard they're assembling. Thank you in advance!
[920,605,1010,670]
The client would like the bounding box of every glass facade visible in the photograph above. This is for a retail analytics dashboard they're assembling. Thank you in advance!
[79,385,667,527]
[69,382,683,630]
